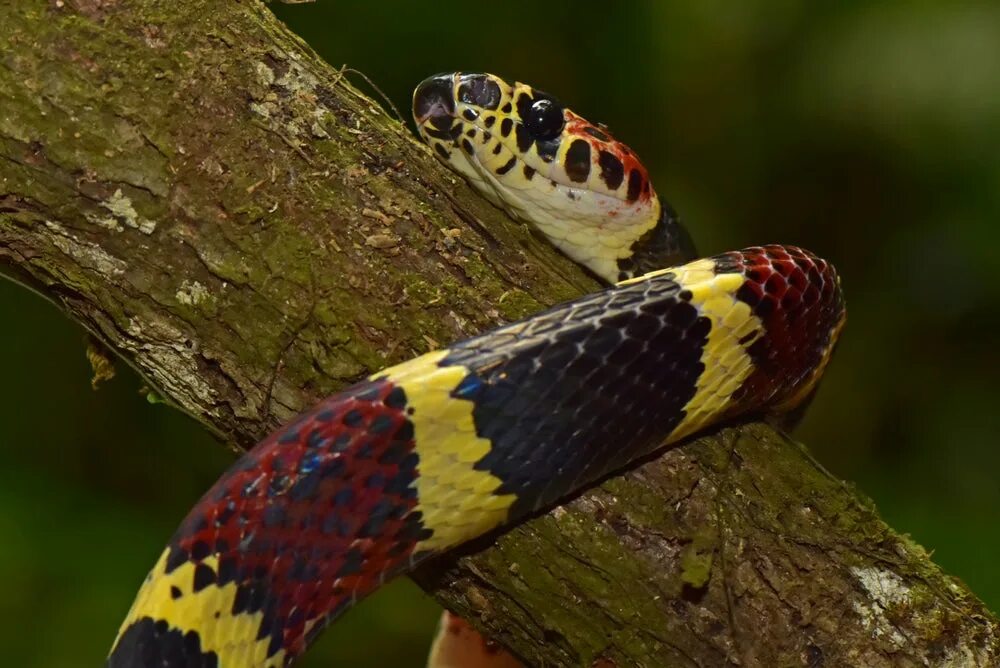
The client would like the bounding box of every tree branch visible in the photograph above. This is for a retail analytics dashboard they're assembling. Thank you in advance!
[1,1,996,666]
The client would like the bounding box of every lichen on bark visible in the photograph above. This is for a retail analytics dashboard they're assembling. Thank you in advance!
[1,1,996,666]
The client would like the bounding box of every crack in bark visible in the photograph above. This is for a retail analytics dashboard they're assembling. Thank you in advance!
[262,289,318,426]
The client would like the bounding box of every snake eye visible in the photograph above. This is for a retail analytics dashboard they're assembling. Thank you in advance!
[523,98,565,141]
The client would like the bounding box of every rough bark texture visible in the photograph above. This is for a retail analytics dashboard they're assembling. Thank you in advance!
[0,2,996,666]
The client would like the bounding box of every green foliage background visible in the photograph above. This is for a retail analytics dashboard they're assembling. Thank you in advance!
[0,2,997,665]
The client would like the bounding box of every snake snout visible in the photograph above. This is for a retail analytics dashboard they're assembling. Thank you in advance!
[413,73,456,128]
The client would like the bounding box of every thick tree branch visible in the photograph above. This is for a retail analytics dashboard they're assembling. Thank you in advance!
[1,1,996,666]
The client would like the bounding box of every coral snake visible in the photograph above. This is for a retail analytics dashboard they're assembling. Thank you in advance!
[108,73,846,667]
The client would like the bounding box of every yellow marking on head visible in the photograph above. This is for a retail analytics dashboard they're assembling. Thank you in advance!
[668,266,763,440]
[111,550,285,667]
[373,351,516,551]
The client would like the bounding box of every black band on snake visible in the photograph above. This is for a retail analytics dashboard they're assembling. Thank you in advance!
[108,72,846,667]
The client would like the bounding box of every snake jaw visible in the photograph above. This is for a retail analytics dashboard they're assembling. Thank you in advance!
[413,72,666,283]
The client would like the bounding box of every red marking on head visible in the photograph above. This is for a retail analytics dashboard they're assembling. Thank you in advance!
[564,110,653,203]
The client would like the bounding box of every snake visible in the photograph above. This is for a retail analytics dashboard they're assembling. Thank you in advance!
[107,72,846,667]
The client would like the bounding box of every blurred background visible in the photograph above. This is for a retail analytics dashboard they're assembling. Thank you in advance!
[1,1,998,665]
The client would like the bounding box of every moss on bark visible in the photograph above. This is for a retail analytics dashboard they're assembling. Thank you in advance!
[417,423,998,666]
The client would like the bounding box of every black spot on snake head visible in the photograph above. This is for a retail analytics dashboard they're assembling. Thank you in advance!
[515,123,534,153]
[536,138,559,163]
[564,139,591,183]
[598,150,624,191]
[457,73,502,110]
[626,168,643,202]
[584,125,610,142]
[413,73,456,129]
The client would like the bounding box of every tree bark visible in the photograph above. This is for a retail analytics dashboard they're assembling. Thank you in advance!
[1,2,996,666]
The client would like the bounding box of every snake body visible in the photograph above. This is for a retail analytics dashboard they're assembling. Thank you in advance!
[108,73,845,667]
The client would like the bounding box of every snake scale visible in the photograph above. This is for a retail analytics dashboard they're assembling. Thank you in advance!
[107,73,846,667]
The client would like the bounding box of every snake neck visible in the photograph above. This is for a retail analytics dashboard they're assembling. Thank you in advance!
[507,194,698,286]
[612,201,698,283]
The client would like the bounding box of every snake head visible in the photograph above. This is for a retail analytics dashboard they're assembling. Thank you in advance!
[413,72,670,282]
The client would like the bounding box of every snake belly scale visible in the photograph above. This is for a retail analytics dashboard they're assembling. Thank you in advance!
[108,73,846,667]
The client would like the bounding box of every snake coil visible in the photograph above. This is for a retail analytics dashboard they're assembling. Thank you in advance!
[108,72,845,668]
